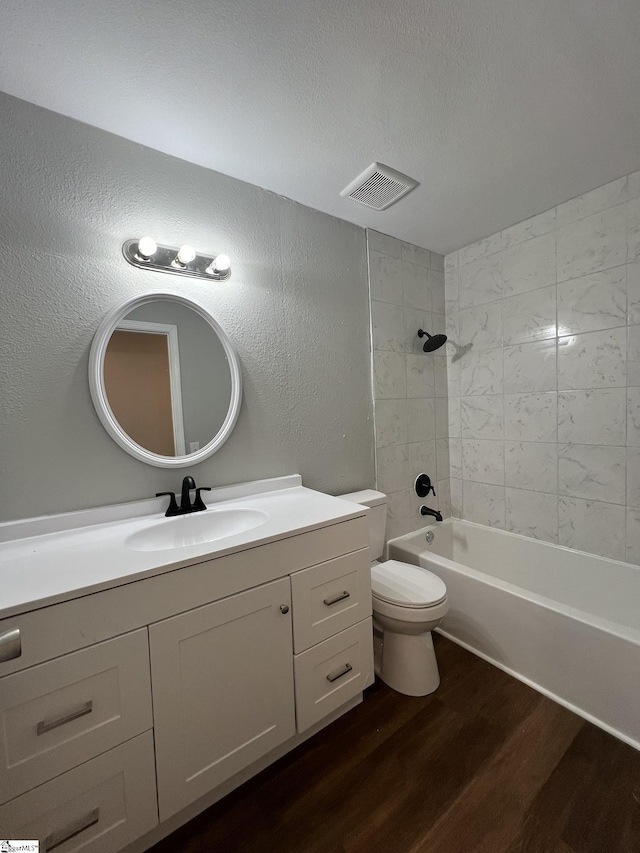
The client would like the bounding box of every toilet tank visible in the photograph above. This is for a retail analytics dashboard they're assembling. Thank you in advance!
[338,490,388,561]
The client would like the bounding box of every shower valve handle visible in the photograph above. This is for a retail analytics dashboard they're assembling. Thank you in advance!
[415,473,436,498]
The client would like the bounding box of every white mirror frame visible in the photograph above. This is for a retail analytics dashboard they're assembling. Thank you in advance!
[88,291,242,468]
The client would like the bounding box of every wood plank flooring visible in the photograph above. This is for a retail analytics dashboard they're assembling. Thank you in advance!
[149,636,640,853]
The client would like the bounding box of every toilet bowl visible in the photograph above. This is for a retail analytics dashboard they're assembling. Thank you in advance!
[370,559,448,696]
[339,490,449,697]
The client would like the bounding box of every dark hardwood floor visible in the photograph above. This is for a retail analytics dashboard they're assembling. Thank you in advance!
[149,636,640,853]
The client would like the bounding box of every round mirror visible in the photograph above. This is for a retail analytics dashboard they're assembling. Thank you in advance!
[89,292,242,467]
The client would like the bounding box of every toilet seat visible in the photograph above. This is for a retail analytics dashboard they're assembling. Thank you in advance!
[371,560,447,608]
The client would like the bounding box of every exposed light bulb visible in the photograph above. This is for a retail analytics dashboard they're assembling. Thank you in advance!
[214,253,231,272]
[137,236,157,259]
[176,245,196,266]
[206,253,231,277]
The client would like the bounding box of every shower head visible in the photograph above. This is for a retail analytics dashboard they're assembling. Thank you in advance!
[417,329,447,352]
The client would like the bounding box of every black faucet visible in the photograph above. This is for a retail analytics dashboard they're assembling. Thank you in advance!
[421,505,443,522]
[156,477,212,517]
[180,476,196,513]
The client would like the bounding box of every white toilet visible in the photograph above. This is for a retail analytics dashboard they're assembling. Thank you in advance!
[340,489,449,697]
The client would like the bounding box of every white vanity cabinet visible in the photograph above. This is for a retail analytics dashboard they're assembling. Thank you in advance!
[0,733,158,852]
[148,547,374,821]
[290,549,374,732]
[0,493,372,853]
[0,629,153,804]
[149,578,296,821]
[0,629,157,851]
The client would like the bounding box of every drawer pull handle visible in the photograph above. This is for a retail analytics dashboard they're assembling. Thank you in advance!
[37,700,93,736]
[45,807,100,851]
[323,590,350,607]
[326,663,353,683]
[0,627,21,663]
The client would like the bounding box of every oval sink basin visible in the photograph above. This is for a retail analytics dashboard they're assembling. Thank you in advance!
[125,508,269,552]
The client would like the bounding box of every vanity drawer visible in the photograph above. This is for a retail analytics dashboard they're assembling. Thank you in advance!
[294,618,374,733]
[0,628,153,805]
[0,730,157,851]
[291,548,371,653]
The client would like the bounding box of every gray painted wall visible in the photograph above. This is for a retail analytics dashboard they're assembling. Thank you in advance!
[0,93,374,521]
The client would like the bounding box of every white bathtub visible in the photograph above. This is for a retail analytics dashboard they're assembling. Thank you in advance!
[387,518,640,750]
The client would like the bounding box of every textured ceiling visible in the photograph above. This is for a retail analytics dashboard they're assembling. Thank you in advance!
[1,0,639,253]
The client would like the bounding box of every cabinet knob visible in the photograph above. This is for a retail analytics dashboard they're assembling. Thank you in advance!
[279,604,290,614]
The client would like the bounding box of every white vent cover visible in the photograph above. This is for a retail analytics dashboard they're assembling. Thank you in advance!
[340,162,418,210]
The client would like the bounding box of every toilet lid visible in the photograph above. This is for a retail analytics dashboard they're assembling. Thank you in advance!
[371,560,447,608]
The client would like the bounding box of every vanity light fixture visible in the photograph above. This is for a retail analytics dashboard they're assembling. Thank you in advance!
[122,238,232,282]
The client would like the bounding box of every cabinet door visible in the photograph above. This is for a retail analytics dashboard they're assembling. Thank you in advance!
[149,578,295,820]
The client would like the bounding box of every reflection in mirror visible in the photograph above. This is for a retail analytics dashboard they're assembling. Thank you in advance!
[103,302,232,457]
[89,291,242,468]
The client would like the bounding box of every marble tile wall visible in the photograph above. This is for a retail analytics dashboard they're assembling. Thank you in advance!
[445,169,640,563]
[367,230,449,539]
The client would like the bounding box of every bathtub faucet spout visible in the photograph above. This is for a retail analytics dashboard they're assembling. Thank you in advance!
[420,505,443,522]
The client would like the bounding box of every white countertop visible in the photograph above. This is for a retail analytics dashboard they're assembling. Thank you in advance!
[0,476,367,620]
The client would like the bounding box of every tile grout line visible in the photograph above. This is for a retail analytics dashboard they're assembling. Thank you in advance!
[625,197,629,559]
[555,221,560,542]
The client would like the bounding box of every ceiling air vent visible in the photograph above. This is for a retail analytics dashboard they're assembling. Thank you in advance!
[340,162,418,211]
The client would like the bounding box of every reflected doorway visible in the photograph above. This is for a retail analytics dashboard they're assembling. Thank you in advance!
[104,321,186,456]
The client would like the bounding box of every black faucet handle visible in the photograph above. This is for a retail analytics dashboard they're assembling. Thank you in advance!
[156,492,179,517]
[193,487,212,512]
[415,473,436,498]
